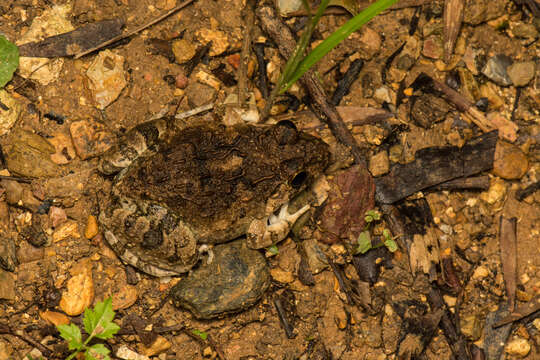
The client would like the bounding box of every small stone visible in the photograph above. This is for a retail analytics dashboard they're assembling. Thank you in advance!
[40,310,70,326]
[302,239,328,274]
[368,151,390,177]
[50,206,67,228]
[185,82,216,107]
[511,22,538,39]
[357,27,381,59]
[175,71,189,89]
[505,337,531,357]
[86,50,127,109]
[70,120,115,160]
[16,240,44,264]
[203,347,213,357]
[85,215,98,239]
[171,240,270,319]
[0,269,15,300]
[482,54,513,86]
[480,178,507,204]
[195,70,221,90]
[422,35,443,59]
[388,145,403,163]
[443,295,457,307]
[479,83,504,110]
[49,132,76,164]
[464,0,506,25]
[486,112,518,143]
[171,38,196,64]
[196,28,229,56]
[472,265,489,280]
[493,141,528,180]
[53,220,80,242]
[59,260,94,316]
[116,345,150,360]
[141,336,171,357]
[373,87,392,104]
[270,268,294,284]
[0,90,22,136]
[460,315,483,340]
[227,53,241,69]
[112,285,138,310]
[507,61,536,87]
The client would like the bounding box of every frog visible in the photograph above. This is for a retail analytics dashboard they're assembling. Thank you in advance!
[98,116,330,277]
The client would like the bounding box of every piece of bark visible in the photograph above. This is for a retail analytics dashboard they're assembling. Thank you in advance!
[18,19,124,57]
[375,131,497,204]
[397,309,444,359]
[429,175,490,191]
[515,180,540,200]
[499,216,517,311]
[483,303,512,360]
[493,294,540,328]
[443,0,464,62]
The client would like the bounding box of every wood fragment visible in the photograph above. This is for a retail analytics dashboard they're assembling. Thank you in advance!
[253,42,269,98]
[375,131,498,204]
[18,19,124,58]
[493,294,540,328]
[238,0,255,106]
[429,175,490,191]
[330,59,364,105]
[443,0,464,62]
[273,296,296,339]
[483,303,512,360]
[499,216,518,311]
[257,5,369,166]
[74,0,194,59]
[515,180,540,200]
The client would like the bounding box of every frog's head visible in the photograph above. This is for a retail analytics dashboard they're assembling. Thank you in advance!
[269,120,330,193]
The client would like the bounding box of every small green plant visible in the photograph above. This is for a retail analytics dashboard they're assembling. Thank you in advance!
[0,35,19,88]
[57,297,120,360]
[267,244,279,255]
[191,329,208,340]
[355,210,398,255]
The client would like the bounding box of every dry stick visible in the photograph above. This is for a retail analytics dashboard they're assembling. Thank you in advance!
[257,5,366,166]
[237,0,255,106]
[74,0,195,59]
[0,325,53,357]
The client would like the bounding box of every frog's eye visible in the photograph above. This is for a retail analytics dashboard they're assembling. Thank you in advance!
[290,171,308,189]
[275,120,298,145]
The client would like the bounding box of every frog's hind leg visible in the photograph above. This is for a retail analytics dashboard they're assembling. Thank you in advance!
[99,117,174,175]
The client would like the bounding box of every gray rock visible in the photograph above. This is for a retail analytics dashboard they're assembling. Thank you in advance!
[482,54,513,86]
[507,61,536,87]
[171,240,270,319]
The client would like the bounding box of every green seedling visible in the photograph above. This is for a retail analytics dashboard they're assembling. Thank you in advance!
[191,329,208,340]
[355,210,398,255]
[57,297,120,360]
[0,35,19,89]
[277,0,397,94]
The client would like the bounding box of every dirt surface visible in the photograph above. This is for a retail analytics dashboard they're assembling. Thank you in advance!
[0,0,539,359]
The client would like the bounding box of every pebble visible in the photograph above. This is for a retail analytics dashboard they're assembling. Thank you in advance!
[16,240,44,264]
[357,27,381,59]
[59,260,94,316]
[112,285,138,310]
[140,336,171,357]
[69,120,115,160]
[195,70,221,90]
[50,206,67,228]
[482,54,513,86]
[185,82,216,107]
[505,337,531,357]
[464,0,506,25]
[480,178,507,204]
[472,265,489,280]
[52,220,80,242]
[196,28,229,56]
[171,239,270,319]
[270,268,294,284]
[368,151,390,177]
[0,270,15,300]
[493,141,529,180]
[0,90,21,136]
[86,50,127,109]
[511,22,538,39]
[460,315,483,340]
[507,61,536,87]
[486,112,518,143]
[175,71,189,89]
[422,35,443,59]
[116,345,150,360]
[171,38,196,64]
[302,239,328,274]
[40,310,70,326]
[85,215,98,239]
[48,132,76,165]
[226,53,241,69]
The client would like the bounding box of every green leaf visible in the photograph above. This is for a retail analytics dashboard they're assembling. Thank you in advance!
[383,229,398,252]
[83,298,120,341]
[0,35,19,88]
[356,231,372,254]
[192,329,208,340]
[85,344,111,360]
[57,323,83,350]
[267,245,279,255]
[281,0,398,92]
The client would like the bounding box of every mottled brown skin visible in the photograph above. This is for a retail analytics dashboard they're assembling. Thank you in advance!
[100,120,329,276]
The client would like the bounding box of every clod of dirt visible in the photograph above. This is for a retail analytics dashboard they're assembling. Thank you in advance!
[171,239,270,319]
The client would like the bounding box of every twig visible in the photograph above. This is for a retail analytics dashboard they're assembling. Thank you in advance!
[74,0,195,59]
[257,5,367,166]
[175,103,214,120]
[273,297,296,339]
[0,325,54,357]
[238,0,255,106]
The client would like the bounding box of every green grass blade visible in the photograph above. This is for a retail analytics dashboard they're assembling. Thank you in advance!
[281,0,398,92]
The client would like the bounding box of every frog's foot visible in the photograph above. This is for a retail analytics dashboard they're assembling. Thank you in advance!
[246,203,310,249]
[101,200,199,277]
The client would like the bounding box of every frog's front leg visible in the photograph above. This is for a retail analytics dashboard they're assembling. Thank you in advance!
[99,117,173,175]
[246,203,310,249]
